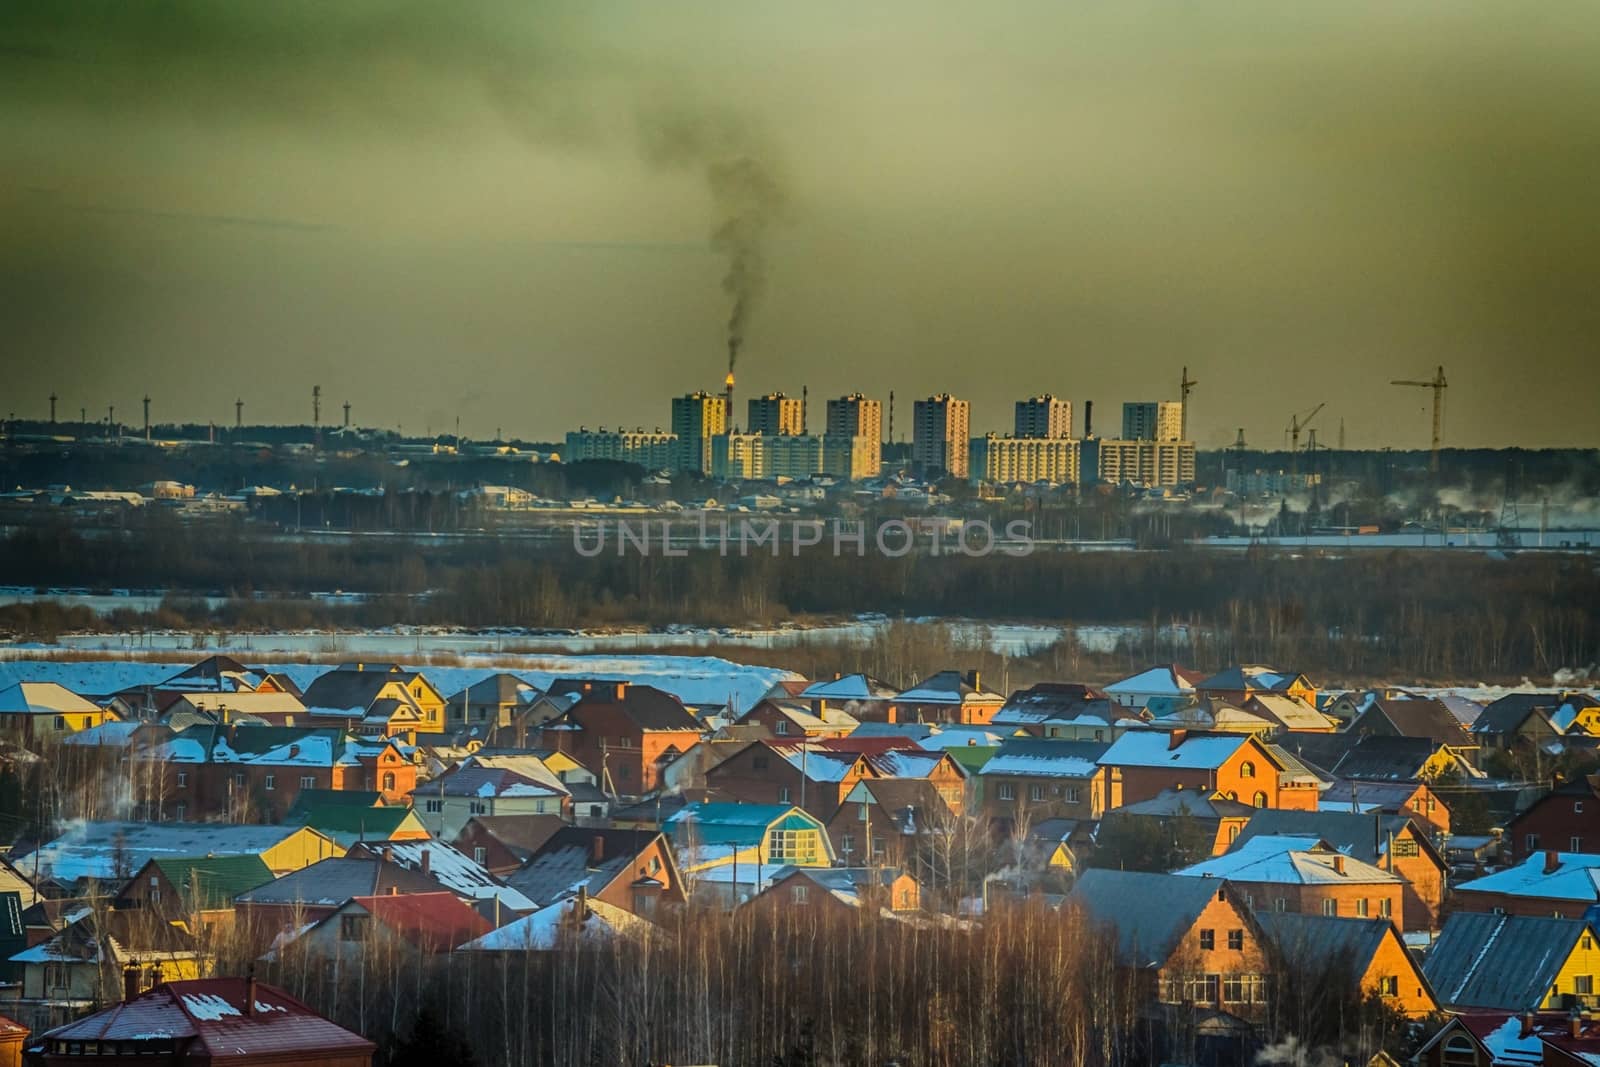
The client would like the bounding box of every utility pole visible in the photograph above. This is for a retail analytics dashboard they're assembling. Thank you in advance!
[343,401,350,429]
[143,395,151,442]
[108,405,115,436]
[1389,364,1448,475]
[312,385,321,448]
[1179,365,1198,441]
[49,393,57,424]
[235,398,243,431]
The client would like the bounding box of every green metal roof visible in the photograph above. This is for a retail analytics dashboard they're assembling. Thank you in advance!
[150,855,275,909]
[945,746,998,773]
[286,789,385,820]
[290,805,421,839]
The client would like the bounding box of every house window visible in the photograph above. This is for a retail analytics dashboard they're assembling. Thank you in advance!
[1199,929,1215,951]
[425,799,442,813]
[340,914,369,941]
[54,715,67,730]
[997,784,1016,801]
[1253,792,1268,808]
[1228,825,1241,843]
[1527,833,1541,851]
[1221,974,1263,1003]
[774,720,789,736]
[1584,935,1594,952]
[769,829,820,865]
[300,776,315,789]
[753,756,769,771]
[469,800,488,815]
[778,787,792,804]
[1028,785,1044,802]
[176,772,187,789]
[1322,899,1337,916]
[840,833,856,856]
[1227,930,1243,951]
[1378,975,1399,998]
[872,836,885,858]
[234,772,246,787]
[1443,1034,1478,1066]
[1579,801,1586,814]
[174,802,186,820]
[1239,761,1255,779]
[792,884,808,904]
[1065,787,1081,804]
[382,772,396,791]
[1392,839,1419,858]
[1577,975,1595,996]
[1273,898,1287,912]
[473,847,487,865]
[264,774,276,791]
[1574,837,1585,852]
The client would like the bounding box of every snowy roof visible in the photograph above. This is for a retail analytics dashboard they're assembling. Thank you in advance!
[60,720,146,748]
[895,670,1003,705]
[1103,666,1201,699]
[420,764,567,800]
[773,747,861,782]
[348,840,535,911]
[1098,729,1253,770]
[797,673,897,701]
[0,682,102,716]
[1245,694,1333,731]
[979,740,1108,779]
[1455,852,1600,903]
[1174,835,1399,885]
[18,822,330,886]
[459,897,651,951]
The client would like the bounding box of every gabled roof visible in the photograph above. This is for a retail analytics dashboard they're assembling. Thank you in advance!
[0,681,101,716]
[336,891,492,951]
[1098,729,1260,771]
[1471,696,1559,738]
[451,672,540,706]
[1112,788,1254,820]
[1455,851,1600,904]
[460,896,651,951]
[143,855,276,909]
[454,815,567,862]
[895,670,1003,705]
[300,669,427,715]
[1423,912,1594,1010]
[1196,665,1304,694]
[285,789,384,818]
[853,779,948,834]
[1353,697,1473,746]
[504,827,668,907]
[1255,913,1420,984]
[289,804,426,844]
[1067,869,1239,968]
[664,802,823,846]
[21,822,335,886]
[1229,809,1439,869]
[37,978,375,1056]
[234,857,441,907]
[1176,835,1399,885]
[978,739,1108,779]
[344,840,534,910]
[1274,731,1361,775]
[1329,735,1467,781]
[548,680,703,732]
[1103,665,1204,700]
[420,764,568,800]
[796,673,898,702]
[993,683,1122,727]
[1245,693,1333,732]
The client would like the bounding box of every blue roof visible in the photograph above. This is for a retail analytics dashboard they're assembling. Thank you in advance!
[664,803,820,846]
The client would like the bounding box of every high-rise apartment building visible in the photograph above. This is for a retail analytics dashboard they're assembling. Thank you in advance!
[912,394,970,479]
[1121,401,1184,443]
[1014,395,1072,439]
[983,435,1081,484]
[825,394,883,477]
[748,393,804,436]
[564,428,678,470]
[671,391,728,473]
[1084,438,1196,488]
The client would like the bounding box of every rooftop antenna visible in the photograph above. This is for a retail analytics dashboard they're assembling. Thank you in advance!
[143,395,151,442]
[1179,365,1198,441]
[49,393,57,424]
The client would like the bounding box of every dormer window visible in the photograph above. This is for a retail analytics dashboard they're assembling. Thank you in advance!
[1239,761,1256,779]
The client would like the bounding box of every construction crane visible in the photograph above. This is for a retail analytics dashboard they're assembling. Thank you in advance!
[1285,402,1325,476]
[1390,364,1447,474]
[1179,366,1198,441]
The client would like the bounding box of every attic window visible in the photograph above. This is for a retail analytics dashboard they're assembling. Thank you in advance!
[1239,761,1256,779]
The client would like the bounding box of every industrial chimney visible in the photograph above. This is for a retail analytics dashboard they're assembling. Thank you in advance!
[1084,400,1094,438]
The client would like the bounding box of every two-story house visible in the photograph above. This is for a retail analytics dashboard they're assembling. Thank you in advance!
[537,681,703,798]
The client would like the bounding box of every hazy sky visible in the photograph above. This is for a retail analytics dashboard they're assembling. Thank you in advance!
[4,2,1599,448]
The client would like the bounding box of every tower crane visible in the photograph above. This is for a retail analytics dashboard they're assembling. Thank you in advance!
[1390,365,1447,474]
[1179,366,1198,441]
[1286,402,1325,476]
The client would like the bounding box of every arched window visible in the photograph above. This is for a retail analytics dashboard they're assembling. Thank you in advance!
[1253,791,1268,808]
[1239,761,1256,779]
[1442,1033,1477,1066]
[382,772,396,791]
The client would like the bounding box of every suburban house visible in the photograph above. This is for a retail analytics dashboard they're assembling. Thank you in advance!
[889,670,1005,725]
[1101,789,1257,858]
[445,673,539,734]
[1067,869,1271,1019]
[990,682,1129,741]
[15,823,342,895]
[165,690,307,726]
[977,739,1115,824]
[1102,664,1206,714]
[664,802,834,904]
[232,856,450,945]
[1195,666,1317,708]
[284,891,492,956]
[10,918,200,1025]
[411,757,570,839]
[113,855,275,937]
[823,778,948,869]
[1470,696,1563,754]
[1097,729,1318,810]
[503,827,684,919]
[536,681,704,798]
[702,741,875,821]
[1346,695,1475,751]
[1415,1010,1600,1067]
[1241,694,1336,733]
[486,690,581,749]
[0,683,110,741]
[1505,775,1600,865]
[342,840,534,916]
[796,673,898,722]
[29,977,375,1066]
[736,698,857,739]
[1321,779,1451,837]
[288,802,430,849]
[458,895,652,953]
[1255,912,1437,1017]
[1453,851,1600,919]
[136,724,415,821]
[1174,835,1406,930]
[450,815,566,875]
[750,867,921,920]
[1228,808,1447,932]
[298,663,447,741]
[1423,913,1600,1011]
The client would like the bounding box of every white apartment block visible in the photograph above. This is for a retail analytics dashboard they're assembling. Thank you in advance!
[564,428,678,470]
[1014,395,1072,439]
[983,435,1081,484]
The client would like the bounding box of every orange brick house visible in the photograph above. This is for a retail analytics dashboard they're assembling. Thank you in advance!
[1176,836,1407,931]
[1452,851,1600,919]
[748,867,922,921]
[1097,729,1318,810]
[537,681,704,798]
[1256,913,1437,1017]
[703,741,877,822]
[1068,869,1272,1020]
[889,670,1006,725]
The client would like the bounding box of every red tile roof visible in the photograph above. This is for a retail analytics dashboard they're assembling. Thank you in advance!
[38,977,374,1057]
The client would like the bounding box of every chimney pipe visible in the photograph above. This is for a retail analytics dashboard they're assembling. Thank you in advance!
[1546,849,1561,875]
[1573,1009,1583,1040]
[614,682,627,701]
[1332,854,1346,875]
[1168,728,1187,750]
[1521,1011,1536,1039]
[382,844,393,864]
[591,834,605,865]
[123,965,141,1003]
[245,971,257,1017]
[420,849,431,876]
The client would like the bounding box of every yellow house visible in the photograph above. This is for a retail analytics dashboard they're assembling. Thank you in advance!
[300,666,447,737]
[1424,913,1600,1011]
[0,682,111,740]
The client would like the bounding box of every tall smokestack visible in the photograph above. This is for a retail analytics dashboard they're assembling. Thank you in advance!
[724,372,735,430]
[1084,400,1094,438]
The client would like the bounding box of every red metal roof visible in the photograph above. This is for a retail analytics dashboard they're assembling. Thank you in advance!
[349,891,492,951]
[39,977,375,1056]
